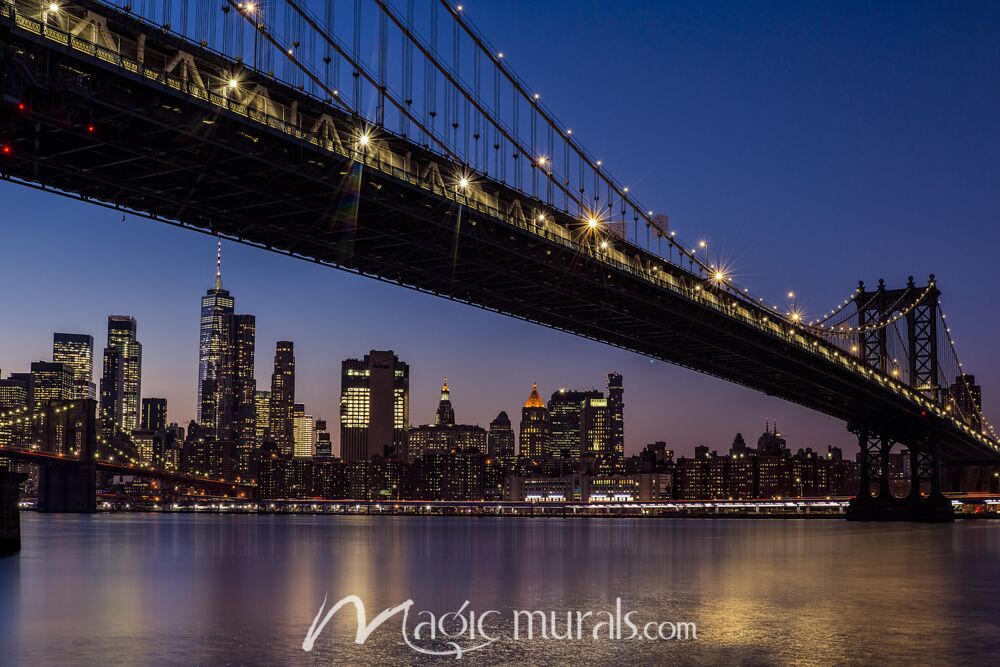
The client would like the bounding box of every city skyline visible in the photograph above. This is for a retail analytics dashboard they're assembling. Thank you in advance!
[2,0,998,457]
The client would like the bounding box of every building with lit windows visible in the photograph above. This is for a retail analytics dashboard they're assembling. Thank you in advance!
[519,383,549,459]
[254,390,271,445]
[340,351,409,462]
[29,362,73,405]
[407,380,486,460]
[293,403,314,458]
[99,346,124,436]
[944,374,983,432]
[547,388,602,461]
[269,341,296,456]
[52,333,95,400]
[197,243,235,427]
[104,316,142,433]
[141,398,167,432]
[607,373,624,459]
[580,396,611,460]
[487,411,515,464]
[0,379,30,447]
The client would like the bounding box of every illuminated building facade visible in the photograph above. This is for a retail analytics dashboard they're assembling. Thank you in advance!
[340,351,409,462]
[407,380,486,460]
[52,333,95,400]
[140,398,167,432]
[518,383,550,458]
[0,379,30,447]
[196,244,235,426]
[105,316,142,433]
[269,341,296,456]
[293,403,314,458]
[29,362,73,405]
[547,388,602,461]
[254,390,271,447]
[607,373,624,459]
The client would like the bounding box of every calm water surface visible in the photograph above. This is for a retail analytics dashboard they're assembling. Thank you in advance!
[1,514,999,665]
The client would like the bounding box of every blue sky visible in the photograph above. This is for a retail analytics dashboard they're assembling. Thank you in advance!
[2,0,998,455]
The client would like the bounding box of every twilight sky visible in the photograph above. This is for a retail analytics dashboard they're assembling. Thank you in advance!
[1,0,998,457]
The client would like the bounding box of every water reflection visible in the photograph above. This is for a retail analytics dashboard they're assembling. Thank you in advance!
[1,515,998,665]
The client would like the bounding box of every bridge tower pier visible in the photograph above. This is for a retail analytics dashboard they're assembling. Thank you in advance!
[36,400,98,513]
[1,469,27,556]
[846,423,954,522]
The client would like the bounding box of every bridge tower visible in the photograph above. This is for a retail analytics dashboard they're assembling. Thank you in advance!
[848,277,951,521]
[36,399,98,513]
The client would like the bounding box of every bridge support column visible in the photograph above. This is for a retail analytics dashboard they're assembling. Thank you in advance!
[37,461,97,513]
[1,470,27,556]
[846,422,954,522]
[900,426,953,522]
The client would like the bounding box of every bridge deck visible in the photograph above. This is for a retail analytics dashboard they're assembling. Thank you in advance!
[0,0,996,462]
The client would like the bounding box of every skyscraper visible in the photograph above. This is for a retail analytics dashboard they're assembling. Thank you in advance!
[435,379,455,426]
[30,362,74,404]
[607,373,624,459]
[548,388,602,460]
[195,245,257,473]
[580,396,611,458]
[519,383,550,458]
[52,333,95,400]
[105,316,142,433]
[946,374,983,432]
[340,351,409,462]
[141,398,168,432]
[293,403,314,458]
[487,411,515,463]
[99,346,124,436]
[196,241,235,428]
[269,341,296,456]
[229,313,257,473]
[254,390,271,445]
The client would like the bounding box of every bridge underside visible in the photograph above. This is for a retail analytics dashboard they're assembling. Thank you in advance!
[0,14,995,466]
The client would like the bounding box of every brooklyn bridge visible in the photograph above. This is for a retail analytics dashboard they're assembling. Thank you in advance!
[0,0,997,521]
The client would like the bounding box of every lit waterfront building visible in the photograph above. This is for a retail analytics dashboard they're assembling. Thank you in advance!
[293,403,314,458]
[519,383,550,459]
[269,341,296,456]
[340,351,409,462]
[52,333,95,400]
[105,316,142,433]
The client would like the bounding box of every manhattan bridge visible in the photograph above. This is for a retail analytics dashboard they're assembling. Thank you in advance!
[0,0,997,520]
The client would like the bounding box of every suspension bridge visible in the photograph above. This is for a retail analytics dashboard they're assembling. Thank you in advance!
[0,0,997,520]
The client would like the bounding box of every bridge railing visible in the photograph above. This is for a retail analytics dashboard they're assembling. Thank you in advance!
[3,0,996,453]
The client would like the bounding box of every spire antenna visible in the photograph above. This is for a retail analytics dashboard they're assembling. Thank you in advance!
[215,238,223,290]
